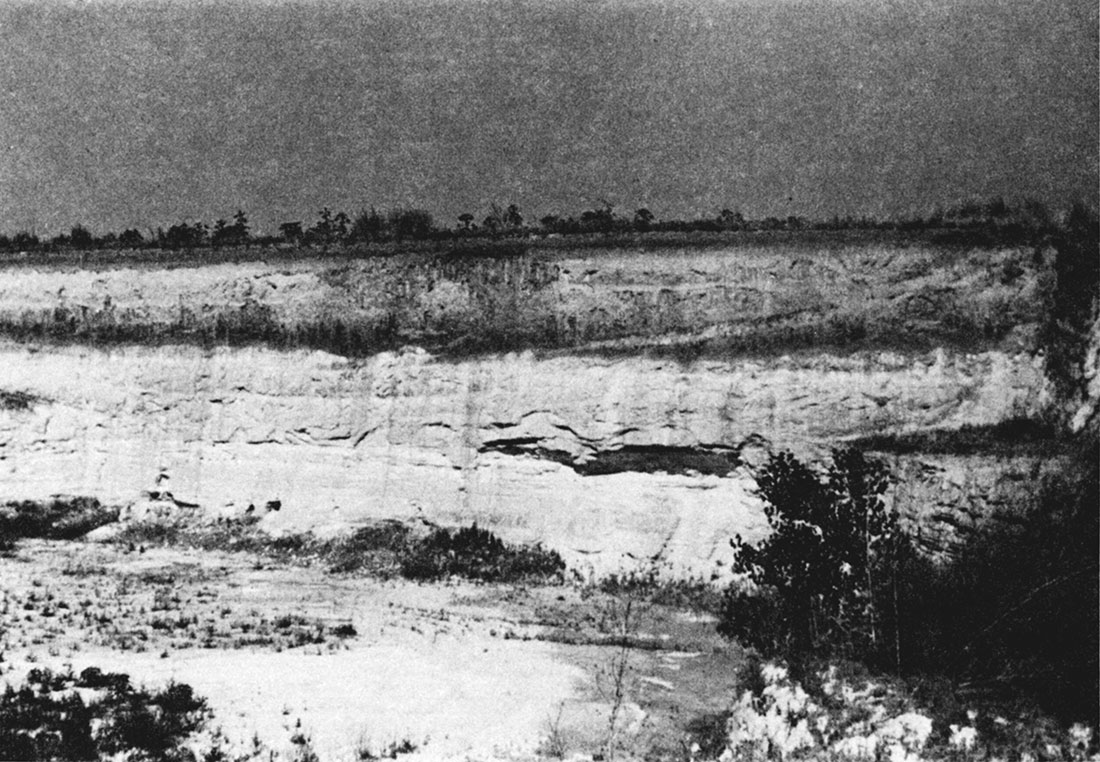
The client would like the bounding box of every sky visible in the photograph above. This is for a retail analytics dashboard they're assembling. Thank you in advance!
[1,0,1097,236]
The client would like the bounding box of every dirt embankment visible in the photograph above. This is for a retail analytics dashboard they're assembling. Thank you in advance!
[0,240,1049,358]
[0,240,1062,576]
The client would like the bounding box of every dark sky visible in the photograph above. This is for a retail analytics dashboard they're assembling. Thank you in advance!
[2,0,1097,235]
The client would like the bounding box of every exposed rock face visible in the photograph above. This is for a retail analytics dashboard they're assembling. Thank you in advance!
[0,240,1067,575]
[0,340,1050,576]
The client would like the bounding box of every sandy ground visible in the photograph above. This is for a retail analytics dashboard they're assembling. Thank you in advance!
[0,539,740,761]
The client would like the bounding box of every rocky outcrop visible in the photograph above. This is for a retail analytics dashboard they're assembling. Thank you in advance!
[0,339,1051,576]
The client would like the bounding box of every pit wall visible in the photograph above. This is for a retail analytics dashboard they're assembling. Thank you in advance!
[0,243,1050,357]
[0,343,1051,577]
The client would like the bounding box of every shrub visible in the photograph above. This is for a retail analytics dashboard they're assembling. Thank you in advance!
[325,521,414,575]
[114,520,316,564]
[0,496,119,543]
[399,523,565,583]
[357,736,419,760]
[721,442,1100,725]
[113,522,185,547]
[594,566,723,613]
[0,668,208,762]
[0,389,41,410]
[107,517,568,585]
[720,448,904,666]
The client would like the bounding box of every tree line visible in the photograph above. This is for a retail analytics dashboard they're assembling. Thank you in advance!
[0,196,1077,252]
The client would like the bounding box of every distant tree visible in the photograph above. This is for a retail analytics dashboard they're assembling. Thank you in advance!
[211,218,230,245]
[307,207,335,243]
[278,221,303,242]
[580,203,616,233]
[505,204,523,229]
[210,213,248,247]
[233,210,249,237]
[458,213,475,231]
[119,229,144,248]
[163,221,207,249]
[69,224,94,248]
[388,208,434,240]
[718,208,745,230]
[633,208,654,230]
[540,214,561,231]
[11,232,38,250]
[483,203,506,235]
[984,196,1009,219]
[333,211,350,240]
[350,208,386,242]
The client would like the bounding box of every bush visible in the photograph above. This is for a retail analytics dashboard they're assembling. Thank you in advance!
[0,496,119,544]
[324,521,414,575]
[109,518,568,585]
[594,565,723,613]
[400,523,565,583]
[721,443,1100,724]
[720,448,903,666]
[0,668,208,762]
[0,389,41,410]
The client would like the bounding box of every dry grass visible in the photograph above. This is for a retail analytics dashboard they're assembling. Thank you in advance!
[0,538,741,761]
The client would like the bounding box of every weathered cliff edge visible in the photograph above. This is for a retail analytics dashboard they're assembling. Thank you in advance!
[0,240,1072,576]
[0,343,1051,577]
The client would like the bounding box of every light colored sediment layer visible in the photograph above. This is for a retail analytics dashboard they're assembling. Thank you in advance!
[0,342,1050,575]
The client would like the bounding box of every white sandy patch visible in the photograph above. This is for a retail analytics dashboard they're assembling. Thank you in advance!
[51,635,582,761]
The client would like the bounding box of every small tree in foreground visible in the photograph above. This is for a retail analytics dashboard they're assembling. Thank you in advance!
[720,448,902,666]
[720,443,1099,725]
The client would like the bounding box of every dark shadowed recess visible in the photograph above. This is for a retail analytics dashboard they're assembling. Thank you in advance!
[479,439,742,477]
[848,418,1072,456]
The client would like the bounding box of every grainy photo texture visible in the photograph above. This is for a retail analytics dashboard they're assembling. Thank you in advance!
[0,1,1096,760]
